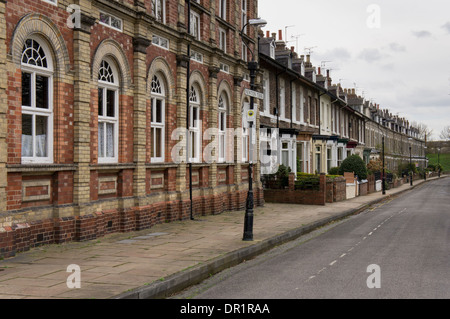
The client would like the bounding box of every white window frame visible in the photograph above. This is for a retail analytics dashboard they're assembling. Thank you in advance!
[219,0,227,20]
[299,88,305,124]
[150,75,166,163]
[292,85,296,123]
[218,94,227,163]
[190,11,201,40]
[42,0,57,5]
[99,11,123,32]
[242,41,248,62]
[280,79,286,119]
[263,72,270,114]
[219,63,230,73]
[98,59,119,164]
[241,0,247,34]
[191,50,203,63]
[269,41,275,59]
[219,28,227,53]
[189,86,201,163]
[21,37,54,164]
[152,35,169,50]
[152,0,166,24]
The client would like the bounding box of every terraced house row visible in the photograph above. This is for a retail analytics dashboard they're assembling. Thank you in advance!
[258,30,426,177]
[0,0,426,258]
[0,0,265,257]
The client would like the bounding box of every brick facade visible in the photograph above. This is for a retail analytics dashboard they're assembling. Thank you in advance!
[0,0,264,258]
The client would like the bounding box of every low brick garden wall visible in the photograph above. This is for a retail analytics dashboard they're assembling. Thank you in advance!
[264,173,347,206]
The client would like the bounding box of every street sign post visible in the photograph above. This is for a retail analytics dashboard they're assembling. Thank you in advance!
[244,88,264,100]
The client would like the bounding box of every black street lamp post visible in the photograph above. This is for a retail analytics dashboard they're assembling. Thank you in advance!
[240,18,267,242]
[382,136,386,195]
[438,147,441,178]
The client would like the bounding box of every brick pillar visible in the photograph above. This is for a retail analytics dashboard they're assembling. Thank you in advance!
[319,173,326,205]
[72,1,95,216]
[132,32,151,206]
[175,42,189,212]
[208,65,219,213]
[0,0,6,214]
[289,173,295,191]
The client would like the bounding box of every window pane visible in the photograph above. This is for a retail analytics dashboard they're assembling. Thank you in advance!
[35,75,49,109]
[282,150,289,167]
[190,131,195,158]
[22,114,33,157]
[22,72,31,107]
[156,99,162,123]
[106,89,115,117]
[110,16,122,30]
[155,127,162,158]
[35,115,48,157]
[98,122,105,158]
[98,88,104,116]
[99,12,109,24]
[106,123,114,157]
[219,135,225,159]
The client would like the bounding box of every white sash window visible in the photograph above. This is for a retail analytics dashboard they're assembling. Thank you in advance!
[21,38,53,164]
[151,75,166,162]
[98,59,119,163]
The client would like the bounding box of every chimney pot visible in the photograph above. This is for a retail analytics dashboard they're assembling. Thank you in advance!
[291,46,295,52]
[318,67,321,75]
[266,30,270,38]
[271,32,276,39]
[278,30,283,41]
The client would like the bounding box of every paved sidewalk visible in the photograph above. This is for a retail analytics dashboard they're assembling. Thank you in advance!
[0,176,445,299]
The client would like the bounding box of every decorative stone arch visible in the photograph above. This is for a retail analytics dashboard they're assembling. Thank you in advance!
[217,79,233,115]
[92,39,132,93]
[10,13,71,77]
[147,57,176,105]
[189,70,207,109]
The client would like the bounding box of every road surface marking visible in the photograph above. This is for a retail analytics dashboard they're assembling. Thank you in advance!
[330,260,337,266]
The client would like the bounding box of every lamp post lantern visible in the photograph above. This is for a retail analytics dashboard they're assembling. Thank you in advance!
[240,18,266,242]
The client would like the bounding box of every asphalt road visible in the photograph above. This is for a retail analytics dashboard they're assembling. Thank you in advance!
[173,177,450,299]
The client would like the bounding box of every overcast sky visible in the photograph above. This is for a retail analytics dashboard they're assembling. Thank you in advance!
[258,0,450,140]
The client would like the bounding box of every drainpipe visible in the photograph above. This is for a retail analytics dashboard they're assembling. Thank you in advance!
[186,0,193,220]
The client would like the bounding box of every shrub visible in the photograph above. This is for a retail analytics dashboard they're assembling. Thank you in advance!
[367,158,384,173]
[275,164,291,187]
[328,167,341,176]
[339,155,368,180]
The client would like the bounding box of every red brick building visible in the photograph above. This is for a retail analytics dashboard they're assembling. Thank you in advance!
[0,0,264,258]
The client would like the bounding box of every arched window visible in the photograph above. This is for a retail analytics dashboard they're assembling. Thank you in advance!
[21,37,54,163]
[189,85,201,162]
[98,59,119,163]
[150,74,165,162]
[218,93,228,163]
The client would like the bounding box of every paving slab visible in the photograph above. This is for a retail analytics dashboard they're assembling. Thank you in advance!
[0,176,445,299]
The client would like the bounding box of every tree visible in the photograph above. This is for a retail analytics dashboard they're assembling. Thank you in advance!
[411,121,433,141]
[439,125,450,141]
